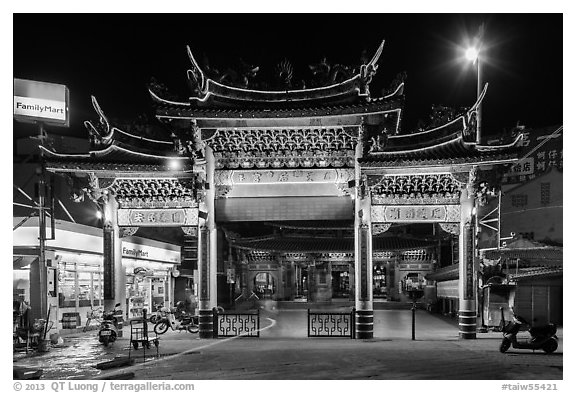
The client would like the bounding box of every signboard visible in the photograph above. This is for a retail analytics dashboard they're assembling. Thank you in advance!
[464,223,474,300]
[371,205,460,223]
[500,127,563,185]
[199,228,209,301]
[117,208,198,227]
[359,226,369,300]
[103,229,114,299]
[13,78,69,127]
[121,240,180,263]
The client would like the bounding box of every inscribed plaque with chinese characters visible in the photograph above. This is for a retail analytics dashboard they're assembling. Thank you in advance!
[117,208,199,227]
[371,205,460,223]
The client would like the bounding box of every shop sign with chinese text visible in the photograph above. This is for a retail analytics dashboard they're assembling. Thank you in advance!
[501,127,562,184]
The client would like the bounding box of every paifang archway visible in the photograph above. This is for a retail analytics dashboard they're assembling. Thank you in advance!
[42,40,522,339]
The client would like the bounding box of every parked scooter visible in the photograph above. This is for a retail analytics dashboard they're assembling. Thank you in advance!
[153,306,199,334]
[149,304,167,324]
[98,303,121,347]
[499,308,558,354]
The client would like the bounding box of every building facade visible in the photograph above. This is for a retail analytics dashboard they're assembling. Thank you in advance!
[13,217,180,331]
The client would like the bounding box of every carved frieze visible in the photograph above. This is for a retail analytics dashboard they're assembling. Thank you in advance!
[119,227,139,238]
[205,127,358,169]
[467,166,478,197]
[438,223,460,236]
[372,194,461,205]
[372,223,392,235]
[371,204,461,223]
[182,226,198,237]
[213,149,355,170]
[215,185,232,199]
[369,173,462,201]
[109,178,198,207]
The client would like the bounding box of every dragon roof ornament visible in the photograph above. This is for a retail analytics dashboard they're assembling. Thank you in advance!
[177,40,387,105]
[84,96,115,146]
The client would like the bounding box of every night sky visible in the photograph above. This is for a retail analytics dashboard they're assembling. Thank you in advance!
[13,13,562,140]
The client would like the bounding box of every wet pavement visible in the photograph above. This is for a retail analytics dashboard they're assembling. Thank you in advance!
[13,310,563,380]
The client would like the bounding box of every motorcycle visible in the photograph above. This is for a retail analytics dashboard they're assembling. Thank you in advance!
[499,308,558,354]
[153,307,199,334]
[98,303,122,347]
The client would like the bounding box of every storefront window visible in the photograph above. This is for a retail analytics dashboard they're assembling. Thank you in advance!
[58,262,103,309]
[93,272,103,306]
[78,271,92,307]
[59,269,77,308]
[127,274,151,319]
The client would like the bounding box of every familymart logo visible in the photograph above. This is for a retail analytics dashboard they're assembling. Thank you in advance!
[14,96,66,120]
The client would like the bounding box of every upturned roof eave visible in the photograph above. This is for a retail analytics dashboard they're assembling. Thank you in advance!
[179,40,386,105]
[153,97,404,123]
[39,143,188,161]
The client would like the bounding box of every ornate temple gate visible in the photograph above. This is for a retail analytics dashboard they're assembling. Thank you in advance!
[42,41,521,340]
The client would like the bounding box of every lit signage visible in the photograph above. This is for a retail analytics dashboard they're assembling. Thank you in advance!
[13,78,69,127]
[122,241,180,264]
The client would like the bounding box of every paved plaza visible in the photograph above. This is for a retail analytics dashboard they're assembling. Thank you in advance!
[13,310,563,380]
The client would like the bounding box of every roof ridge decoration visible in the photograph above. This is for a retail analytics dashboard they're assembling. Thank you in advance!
[170,40,387,105]
[366,83,489,155]
[84,96,175,148]
[84,96,114,146]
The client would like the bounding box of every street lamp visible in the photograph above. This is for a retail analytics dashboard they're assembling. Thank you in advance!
[465,47,479,62]
[466,45,482,144]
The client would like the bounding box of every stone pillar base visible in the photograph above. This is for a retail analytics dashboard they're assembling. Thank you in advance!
[198,309,214,339]
[458,310,477,339]
[355,310,374,339]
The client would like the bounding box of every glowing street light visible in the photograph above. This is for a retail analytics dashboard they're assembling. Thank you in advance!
[464,25,484,144]
[465,47,479,62]
[95,210,103,220]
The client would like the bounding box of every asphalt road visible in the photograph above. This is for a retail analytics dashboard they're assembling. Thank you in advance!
[13,310,563,380]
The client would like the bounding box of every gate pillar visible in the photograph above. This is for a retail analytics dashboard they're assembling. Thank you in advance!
[354,172,373,339]
[458,184,477,339]
[198,147,218,338]
[102,196,126,316]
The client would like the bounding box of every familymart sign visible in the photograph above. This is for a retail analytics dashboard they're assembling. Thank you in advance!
[14,78,69,127]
